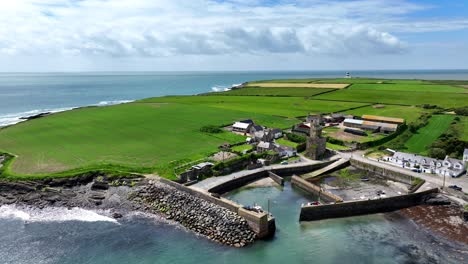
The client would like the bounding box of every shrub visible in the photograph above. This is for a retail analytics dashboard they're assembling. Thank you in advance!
[454,106,468,116]
[200,125,223,134]
[286,132,306,143]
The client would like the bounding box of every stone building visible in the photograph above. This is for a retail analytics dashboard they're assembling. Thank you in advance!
[306,117,326,160]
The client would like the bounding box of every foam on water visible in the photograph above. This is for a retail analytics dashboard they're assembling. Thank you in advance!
[0,205,118,223]
[211,83,240,92]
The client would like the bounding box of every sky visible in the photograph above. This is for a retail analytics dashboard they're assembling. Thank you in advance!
[0,0,468,71]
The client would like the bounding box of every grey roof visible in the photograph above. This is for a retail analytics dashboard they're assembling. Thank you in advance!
[344,118,363,125]
[257,141,272,149]
[464,148,468,156]
[393,152,465,170]
[251,125,263,131]
[393,152,437,165]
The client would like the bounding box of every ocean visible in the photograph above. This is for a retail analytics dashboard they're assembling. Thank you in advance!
[1,70,467,127]
[0,181,465,264]
[0,70,467,263]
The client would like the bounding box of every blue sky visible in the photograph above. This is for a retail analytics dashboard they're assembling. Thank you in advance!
[0,0,467,71]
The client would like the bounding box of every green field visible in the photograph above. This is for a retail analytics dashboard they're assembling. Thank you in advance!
[349,83,466,93]
[404,115,455,154]
[326,142,350,151]
[314,89,468,108]
[0,77,466,179]
[215,87,335,97]
[275,138,299,148]
[345,105,427,123]
[141,96,368,118]
[0,102,295,177]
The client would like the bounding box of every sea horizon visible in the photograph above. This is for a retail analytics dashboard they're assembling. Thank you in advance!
[1,69,467,127]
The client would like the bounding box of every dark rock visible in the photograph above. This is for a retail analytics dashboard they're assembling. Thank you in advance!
[424,195,451,206]
[112,212,123,219]
[91,181,109,190]
[463,210,468,222]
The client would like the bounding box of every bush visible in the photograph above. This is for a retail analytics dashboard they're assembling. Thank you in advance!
[454,106,468,116]
[286,132,306,143]
[297,143,306,152]
[200,125,223,134]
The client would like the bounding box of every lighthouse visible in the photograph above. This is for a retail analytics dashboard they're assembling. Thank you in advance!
[345,72,351,78]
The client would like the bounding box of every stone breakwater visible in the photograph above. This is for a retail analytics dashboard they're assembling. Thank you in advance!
[132,180,256,247]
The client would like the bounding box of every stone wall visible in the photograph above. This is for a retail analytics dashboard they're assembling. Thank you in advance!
[158,178,272,238]
[299,188,439,221]
[268,171,284,186]
[350,158,413,185]
[291,176,343,203]
[208,160,337,194]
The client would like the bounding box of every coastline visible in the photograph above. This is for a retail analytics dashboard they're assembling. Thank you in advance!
[0,100,134,128]
[0,173,256,247]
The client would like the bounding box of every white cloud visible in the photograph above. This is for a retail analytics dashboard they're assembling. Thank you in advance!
[0,0,465,60]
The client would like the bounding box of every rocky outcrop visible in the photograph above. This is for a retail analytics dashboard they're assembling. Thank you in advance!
[131,180,256,247]
[0,173,141,210]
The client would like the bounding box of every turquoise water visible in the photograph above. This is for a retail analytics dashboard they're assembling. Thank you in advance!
[0,181,465,264]
[1,70,467,126]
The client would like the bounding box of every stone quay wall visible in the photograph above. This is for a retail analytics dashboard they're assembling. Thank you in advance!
[350,158,414,185]
[268,171,284,186]
[299,188,439,221]
[208,160,337,194]
[291,175,343,203]
[158,178,272,238]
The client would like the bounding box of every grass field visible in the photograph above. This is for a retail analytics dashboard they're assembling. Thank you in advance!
[141,96,368,118]
[326,142,350,151]
[454,116,468,142]
[404,115,455,154]
[216,87,335,97]
[349,83,466,93]
[0,77,466,178]
[314,89,468,108]
[345,105,427,123]
[0,102,296,177]
[246,83,349,89]
[275,138,299,148]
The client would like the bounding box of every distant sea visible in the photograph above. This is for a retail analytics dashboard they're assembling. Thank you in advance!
[0,69,467,127]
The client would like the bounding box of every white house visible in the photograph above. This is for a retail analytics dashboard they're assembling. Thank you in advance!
[232,122,252,133]
[463,148,468,163]
[388,151,466,178]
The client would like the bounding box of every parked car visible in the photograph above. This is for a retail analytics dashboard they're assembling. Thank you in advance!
[280,161,288,165]
[448,185,462,191]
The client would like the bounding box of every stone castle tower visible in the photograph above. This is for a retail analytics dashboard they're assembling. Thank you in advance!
[306,115,327,160]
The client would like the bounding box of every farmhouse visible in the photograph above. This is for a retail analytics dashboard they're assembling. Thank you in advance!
[361,115,405,125]
[292,122,311,136]
[257,141,274,152]
[388,152,466,178]
[232,121,252,133]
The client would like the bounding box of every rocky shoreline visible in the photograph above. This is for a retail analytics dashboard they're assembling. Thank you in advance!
[0,174,256,247]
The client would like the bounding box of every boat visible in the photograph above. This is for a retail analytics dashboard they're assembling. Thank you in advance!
[302,201,321,207]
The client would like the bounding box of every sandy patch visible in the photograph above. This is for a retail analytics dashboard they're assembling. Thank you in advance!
[400,205,468,245]
[248,83,349,89]
[244,177,279,188]
[211,151,238,162]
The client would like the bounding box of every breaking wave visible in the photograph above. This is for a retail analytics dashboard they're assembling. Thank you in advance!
[0,205,118,223]
[211,83,241,92]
